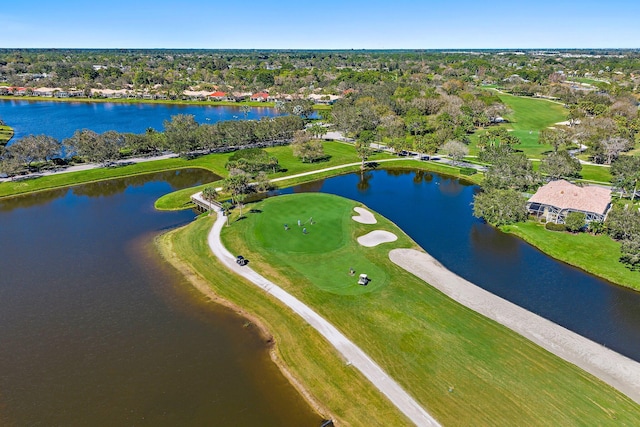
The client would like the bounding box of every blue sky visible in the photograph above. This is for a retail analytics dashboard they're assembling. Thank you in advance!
[1,0,639,49]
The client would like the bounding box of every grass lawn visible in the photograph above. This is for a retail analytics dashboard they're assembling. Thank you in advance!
[567,77,610,86]
[0,124,13,145]
[0,141,393,200]
[529,160,613,184]
[157,216,410,426]
[210,193,640,425]
[578,163,613,183]
[470,92,567,158]
[502,221,639,291]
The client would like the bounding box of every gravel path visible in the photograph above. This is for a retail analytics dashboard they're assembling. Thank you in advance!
[389,248,640,405]
[205,206,440,426]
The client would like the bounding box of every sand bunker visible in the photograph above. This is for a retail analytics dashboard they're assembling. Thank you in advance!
[357,230,398,247]
[352,207,376,224]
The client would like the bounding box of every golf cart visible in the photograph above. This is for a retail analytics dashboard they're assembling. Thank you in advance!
[357,273,370,286]
[236,255,248,266]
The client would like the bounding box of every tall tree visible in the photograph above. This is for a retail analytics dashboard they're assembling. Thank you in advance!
[221,172,251,203]
[201,186,219,210]
[355,131,375,170]
[538,128,570,153]
[8,134,60,169]
[539,151,582,180]
[163,114,200,156]
[441,140,468,166]
[611,156,640,200]
[484,152,541,191]
[472,188,528,226]
[65,129,123,164]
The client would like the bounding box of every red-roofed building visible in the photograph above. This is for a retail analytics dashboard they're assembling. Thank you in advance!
[250,92,269,102]
[208,91,227,101]
[9,87,28,96]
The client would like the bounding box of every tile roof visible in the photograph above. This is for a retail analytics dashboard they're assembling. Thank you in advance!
[528,179,611,215]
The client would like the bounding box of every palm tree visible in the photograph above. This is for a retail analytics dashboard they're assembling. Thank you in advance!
[201,186,219,211]
[221,201,233,226]
[235,193,247,218]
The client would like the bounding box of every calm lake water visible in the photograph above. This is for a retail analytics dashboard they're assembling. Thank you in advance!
[286,169,640,362]
[0,169,321,426]
[0,99,283,141]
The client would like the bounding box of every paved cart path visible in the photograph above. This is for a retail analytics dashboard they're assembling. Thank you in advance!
[204,205,440,427]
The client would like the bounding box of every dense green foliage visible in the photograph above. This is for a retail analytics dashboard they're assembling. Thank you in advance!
[225,148,280,174]
[545,222,567,232]
[564,212,586,232]
[472,188,528,226]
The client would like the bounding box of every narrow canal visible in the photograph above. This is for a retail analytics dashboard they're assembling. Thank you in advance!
[286,169,640,362]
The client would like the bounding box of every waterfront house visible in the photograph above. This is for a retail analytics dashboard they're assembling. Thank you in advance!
[250,92,269,102]
[307,93,342,105]
[230,92,251,102]
[183,90,212,101]
[208,91,228,101]
[526,180,612,224]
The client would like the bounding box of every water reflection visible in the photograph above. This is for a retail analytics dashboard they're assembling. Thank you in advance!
[357,171,373,193]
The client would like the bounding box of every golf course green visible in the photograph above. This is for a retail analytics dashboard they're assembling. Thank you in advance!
[247,194,389,295]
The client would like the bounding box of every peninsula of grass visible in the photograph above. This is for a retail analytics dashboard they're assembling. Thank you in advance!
[194,193,639,425]
[502,221,639,291]
[157,215,411,426]
[0,124,13,145]
[155,157,482,211]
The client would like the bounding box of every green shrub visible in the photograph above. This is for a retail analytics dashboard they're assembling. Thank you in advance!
[565,211,586,232]
[459,167,477,176]
[545,222,566,232]
[472,188,527,226]
[228,148,267,162]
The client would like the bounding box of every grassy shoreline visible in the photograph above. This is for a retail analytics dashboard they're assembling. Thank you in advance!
[0,124,13,145]
[155,216,410,426]
[0,141,392,199]
[0,95,331,110]
[502,221,639,291]
[160,194,640,425]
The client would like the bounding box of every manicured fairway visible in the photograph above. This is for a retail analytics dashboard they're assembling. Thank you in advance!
[470,92,567,158]
[214,193,640,425]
